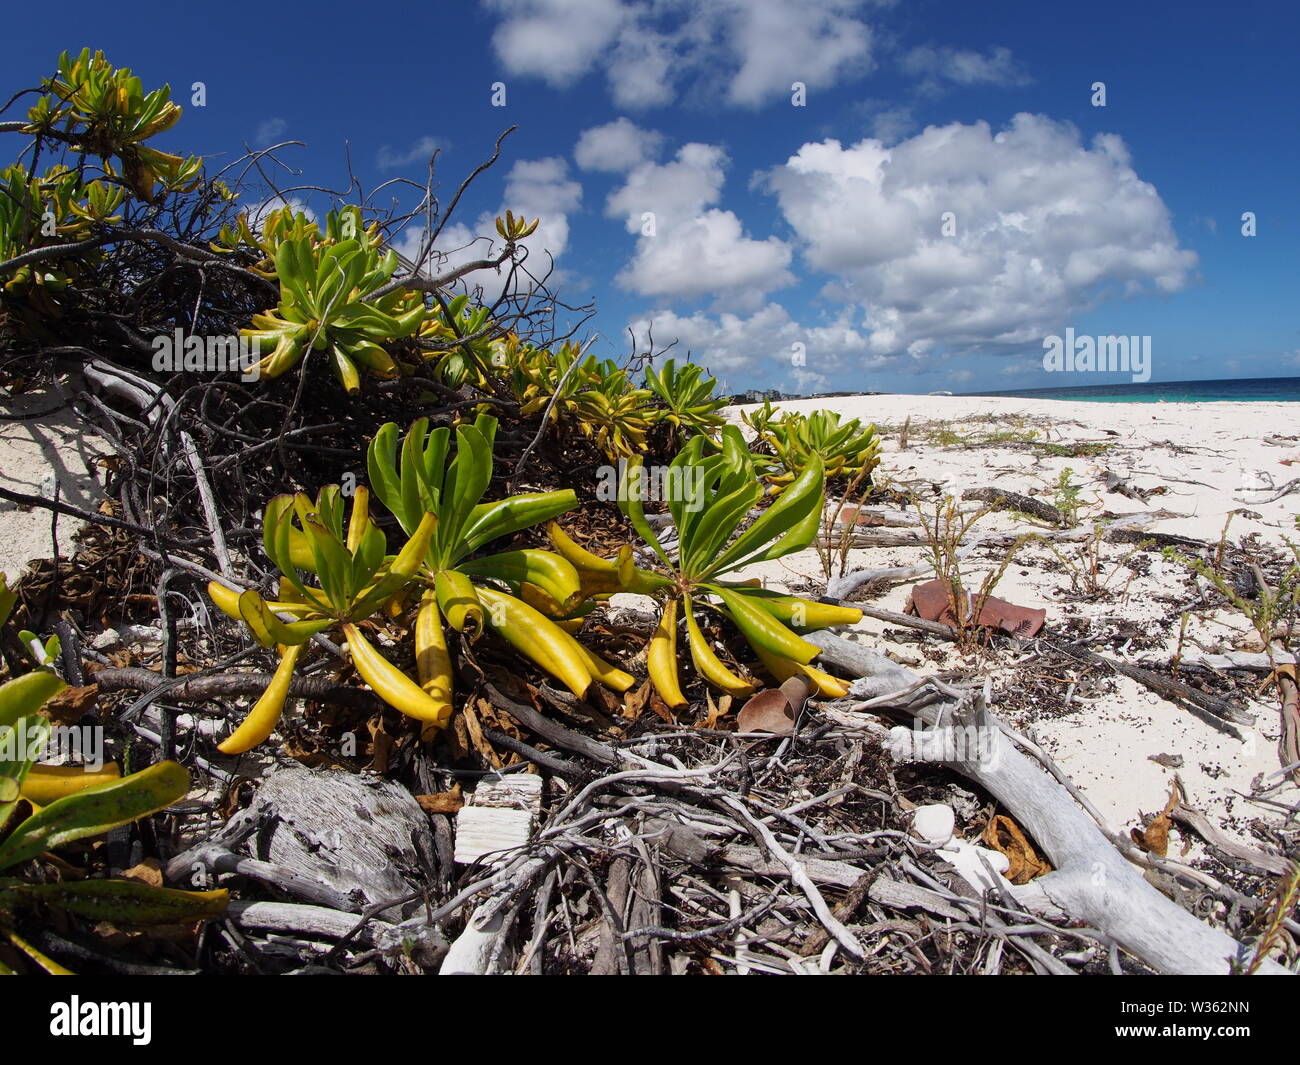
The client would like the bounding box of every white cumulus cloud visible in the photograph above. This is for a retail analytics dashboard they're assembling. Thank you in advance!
[486,0,628,88]
[252,117,287,146]
[605,143,792,303]
[629,303,887,384]
[484,0,876,108]
[574,118,664,173]
[901,45,1030,93]
[376,136,441,171]
[763,113,1197,358]
[619,210,793,302]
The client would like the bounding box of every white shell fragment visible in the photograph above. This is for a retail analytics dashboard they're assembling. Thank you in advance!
[911,803,956,846]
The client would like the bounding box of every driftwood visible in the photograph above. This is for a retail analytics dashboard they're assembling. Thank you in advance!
[824,560,945,599]
[1279,669,1300,787]
[1234,477,1300,504]
[92,664,385,714]
[1143,650,1297,672]
[806,631,1289,976]
[962,486,1065,526]
[839,600,1015,643]
[167,764,438,920]
[226,900,388,945]
[1169,802,1292,877]
[1056,643,1252,734]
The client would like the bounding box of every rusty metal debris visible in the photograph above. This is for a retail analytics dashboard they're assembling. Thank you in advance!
[906,578,1047,638]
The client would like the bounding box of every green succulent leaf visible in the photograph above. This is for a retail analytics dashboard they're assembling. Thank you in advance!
[0,671,66,732]
[6,879,229,926]
[0,760,189,873]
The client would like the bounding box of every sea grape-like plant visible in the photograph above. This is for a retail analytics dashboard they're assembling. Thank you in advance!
[211,203,329,279]
[643,358,728,448]
[0,50,224,345]
[366,414,635,704]
[739,398,781,440]
[418,294,501,388]
[204,414,641,754]
[0,597,225,973]
[509,339,590,415]
[572,360,652,459]
[753,409,882,495]
[0,164,125,297]
[241,226,426,392]
[207,485,438,751]
[509,343,652,459]
[0,735,226,974]
[23,49,201,202]
[563,426,861,706]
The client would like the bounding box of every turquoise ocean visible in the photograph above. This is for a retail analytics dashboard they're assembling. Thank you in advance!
[960,376,1300,403]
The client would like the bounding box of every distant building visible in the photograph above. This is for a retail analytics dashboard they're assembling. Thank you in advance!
[730,388,790,404]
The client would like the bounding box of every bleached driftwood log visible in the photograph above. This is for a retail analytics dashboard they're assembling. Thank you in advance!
[1140,650,1297,672]
[167,764,438,920]
[806,630,1291,976]
[226,900,387,944]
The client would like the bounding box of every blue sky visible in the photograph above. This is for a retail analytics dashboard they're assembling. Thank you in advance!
[8,0,1298,394]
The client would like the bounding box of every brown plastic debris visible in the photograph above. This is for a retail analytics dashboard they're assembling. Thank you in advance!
[737,676,812,735]
[907,578,1046,638]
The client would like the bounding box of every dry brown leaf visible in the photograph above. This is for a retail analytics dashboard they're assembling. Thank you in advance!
[476,697,515,737]
[366,714,395,773]
[737,677,809,735]
[120,858,163,888]
[464,699,503,768]
[620,679,652,722]
[42,684,98,724]
[217,781,245,821]
[737,691,793,735]
[702,691,732,730]
[587,683,623,719]
[448,714,471,761]
[415,785,464,814]
[648,692,678,724]
[1131,780,1182,857]
[281,737,331,768]
[983,814,1052,883]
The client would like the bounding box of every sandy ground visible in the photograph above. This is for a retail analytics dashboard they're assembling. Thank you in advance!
[0,385,104,583]
[727,394,1300,853]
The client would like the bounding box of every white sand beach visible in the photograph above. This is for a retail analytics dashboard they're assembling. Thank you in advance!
[726,394,1300,853]
[0,387,104,579]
